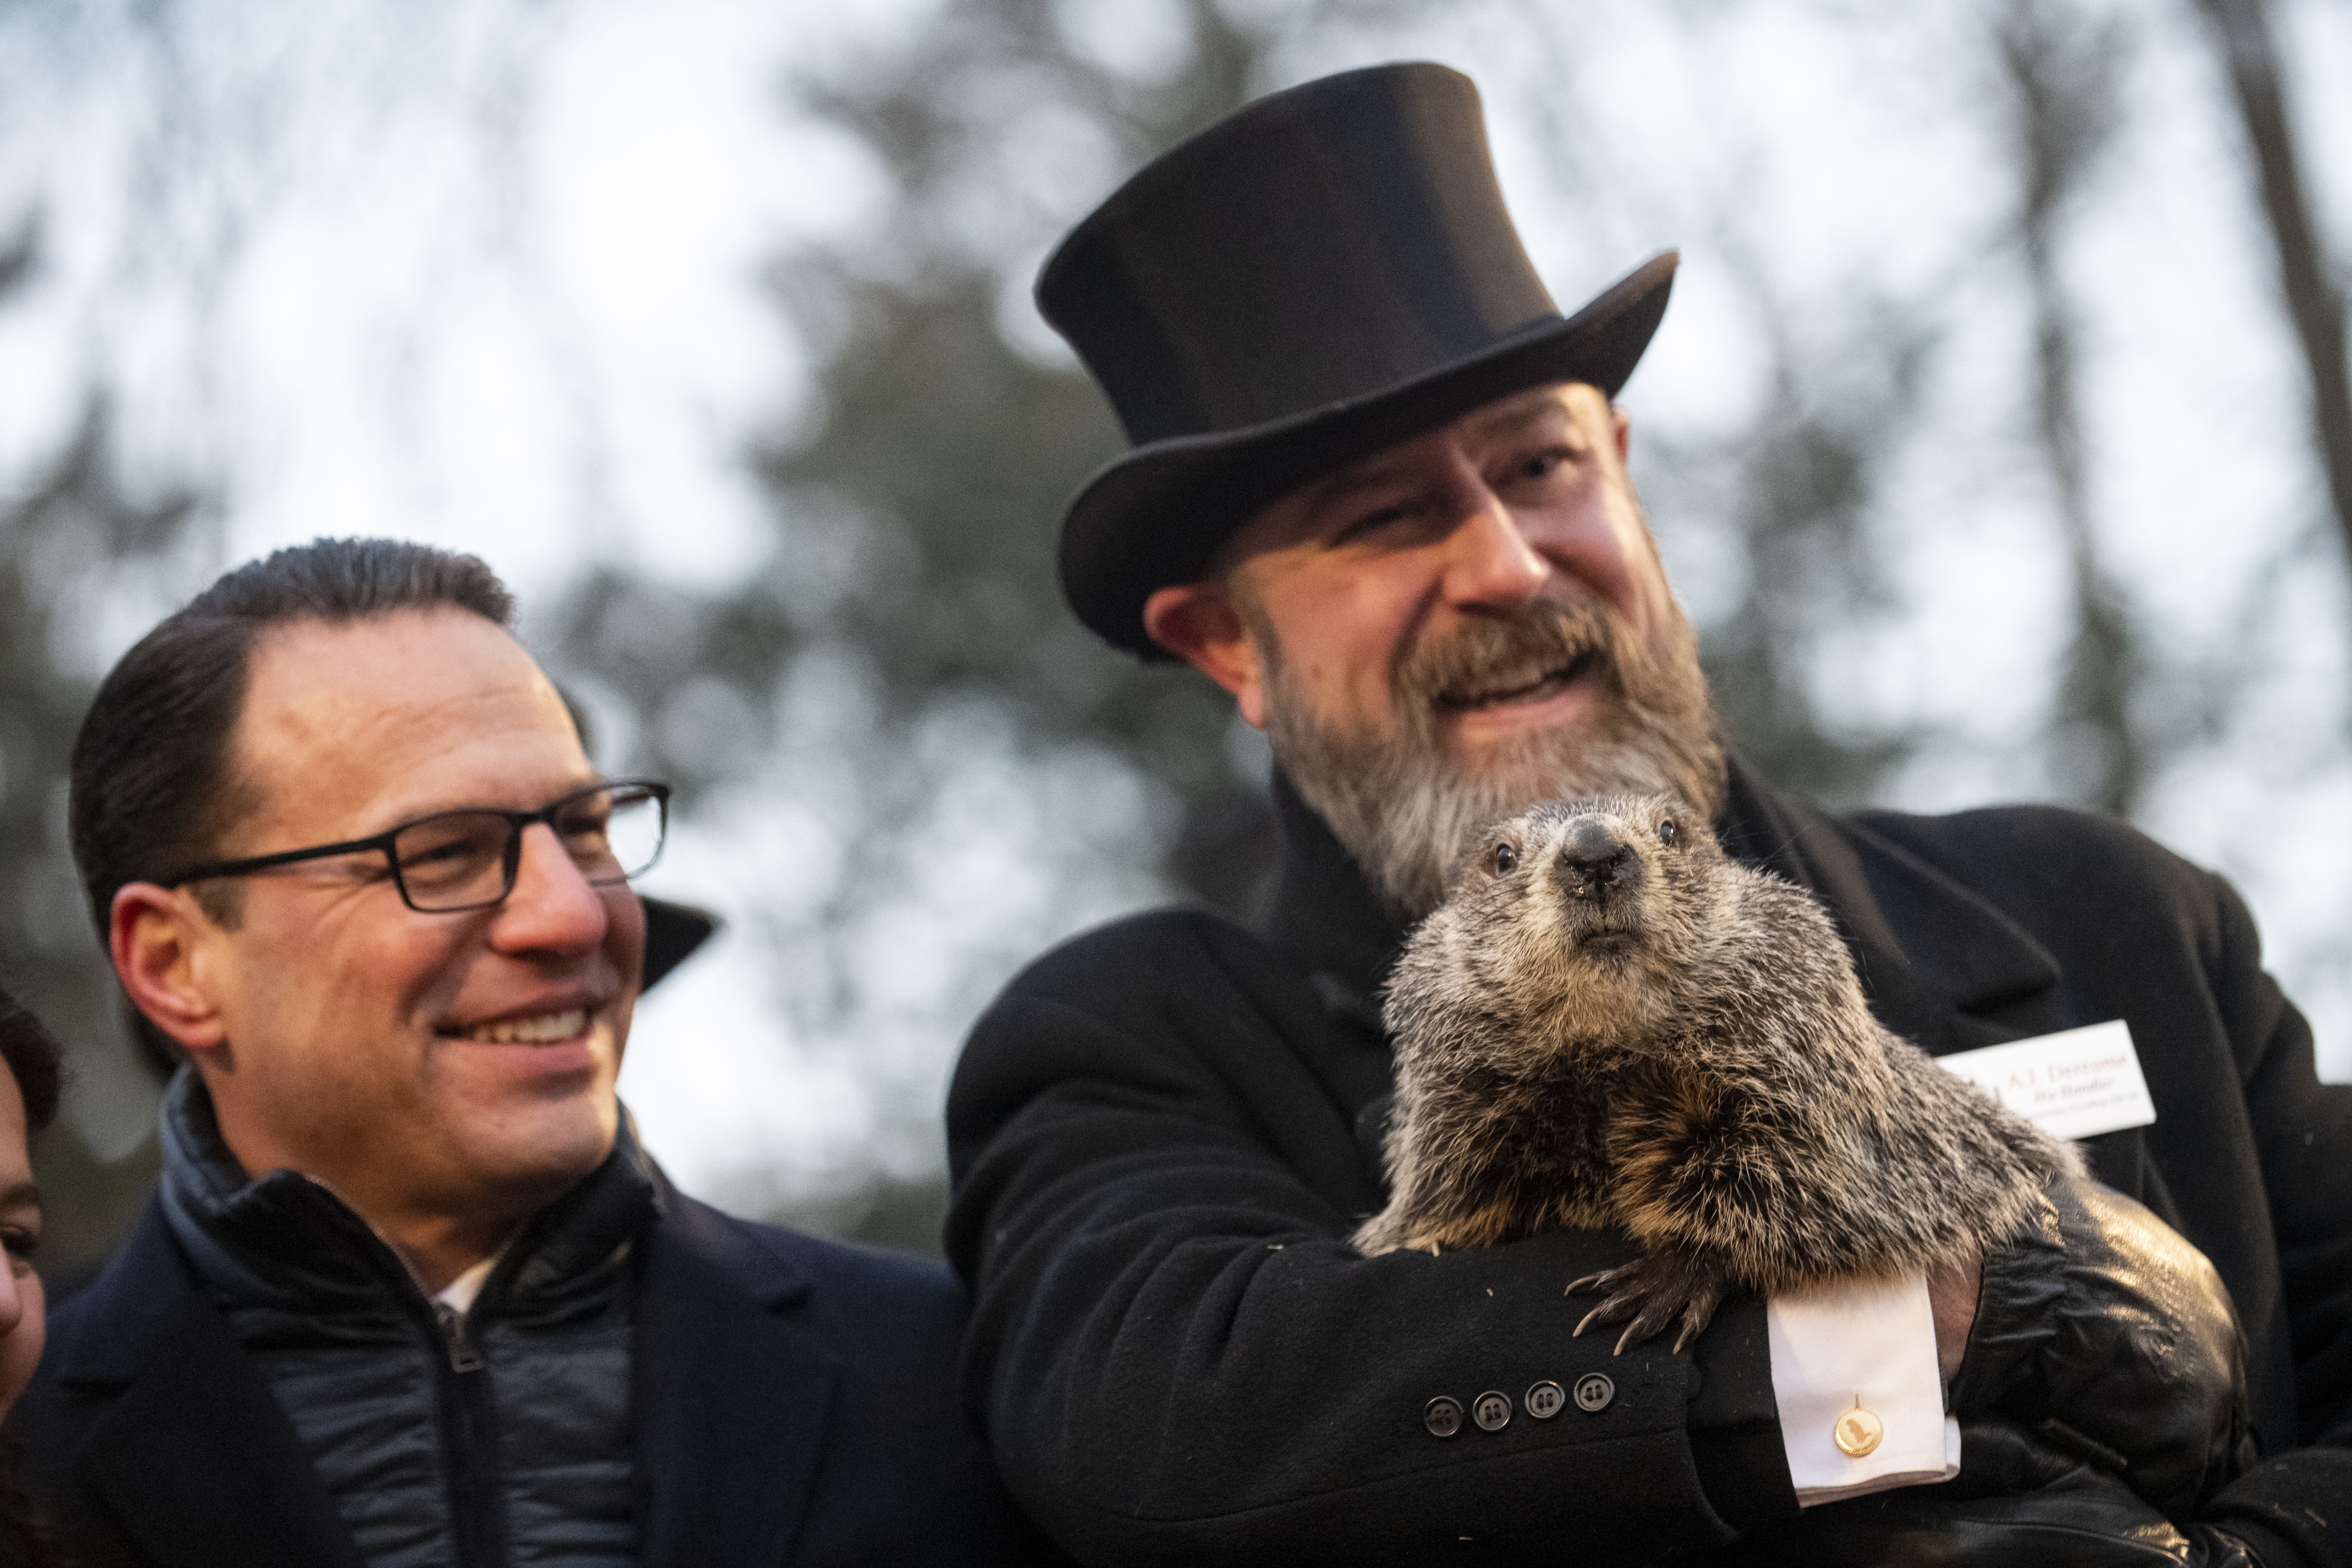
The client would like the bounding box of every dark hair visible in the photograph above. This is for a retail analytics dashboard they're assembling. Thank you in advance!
[0,986,60,1133]
[68,538,514,1066]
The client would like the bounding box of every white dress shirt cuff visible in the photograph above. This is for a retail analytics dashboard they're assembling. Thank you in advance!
[1767,1270,1960,1507]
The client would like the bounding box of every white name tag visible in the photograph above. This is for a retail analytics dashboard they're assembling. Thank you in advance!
[1935,1020,2156,1140]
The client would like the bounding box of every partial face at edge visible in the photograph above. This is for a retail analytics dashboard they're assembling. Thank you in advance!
[0,1064,43,1423]
[1152,382,1723,916]
[152,608,645,1234]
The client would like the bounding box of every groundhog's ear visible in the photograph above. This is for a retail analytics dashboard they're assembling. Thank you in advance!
[1143,581,1269,729]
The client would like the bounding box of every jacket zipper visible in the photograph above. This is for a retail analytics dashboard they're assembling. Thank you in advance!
[435,1298,507,1568]
[294,1173,513,1568]
[437,1300,486,1373]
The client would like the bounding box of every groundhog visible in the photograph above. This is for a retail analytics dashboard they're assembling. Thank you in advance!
[1354,792,2085,1353]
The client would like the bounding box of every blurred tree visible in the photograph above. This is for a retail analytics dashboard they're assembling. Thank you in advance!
[555,2,1290,779]
[2192,0,2352,647]
[2000,0,2152,818]
[1683,280,1940,807]
[0,328,213,1277]
[546,0,1320,937]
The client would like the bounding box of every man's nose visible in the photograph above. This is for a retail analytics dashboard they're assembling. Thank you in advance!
[1439,489,1549,610]
[0,1263,22,1334]
[493,823,611,953]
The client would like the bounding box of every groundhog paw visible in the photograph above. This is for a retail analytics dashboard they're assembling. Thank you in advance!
[1568,1252,1728,1355]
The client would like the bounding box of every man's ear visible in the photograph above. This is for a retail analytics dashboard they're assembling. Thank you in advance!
[1612,404,1631,464]
[110,883,230,1055]
[1142,581,1270,730]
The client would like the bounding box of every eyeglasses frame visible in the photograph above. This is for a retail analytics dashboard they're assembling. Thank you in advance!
[160,778,674,915]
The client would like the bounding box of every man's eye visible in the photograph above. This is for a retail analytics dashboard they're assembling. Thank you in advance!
[1516,447,1570,482]
[406,839,486,868]
[3,1227,38,1264]
[1333,504,1410,545]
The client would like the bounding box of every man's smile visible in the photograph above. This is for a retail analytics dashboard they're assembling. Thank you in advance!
[438,989,611,1047]
[449,1008,591,1045]
[1435,648,1601,712]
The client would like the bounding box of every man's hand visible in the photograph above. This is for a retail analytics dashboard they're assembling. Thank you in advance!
[1946,1175,2254,1520]
[1928,1254,1981,1389]
[1711,1419,2268,1566]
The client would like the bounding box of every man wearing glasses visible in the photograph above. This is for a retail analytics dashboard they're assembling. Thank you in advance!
[9,538,1055,1567]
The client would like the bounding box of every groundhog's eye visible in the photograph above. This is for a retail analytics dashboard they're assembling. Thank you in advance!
[1492,842,1518,875]
[1657,819,1678,846]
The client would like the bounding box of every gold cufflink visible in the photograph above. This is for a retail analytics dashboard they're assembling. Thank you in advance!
[1833,1399,1884,1458]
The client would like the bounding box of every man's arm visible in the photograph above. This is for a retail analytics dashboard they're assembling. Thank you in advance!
[2193,871,2352,1562]
[944,912,1802,1565]
[946,899,2285,1563]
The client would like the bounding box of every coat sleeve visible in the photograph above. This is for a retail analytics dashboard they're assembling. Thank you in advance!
[2203,869,2352,1566]
[943,912,1794,1566]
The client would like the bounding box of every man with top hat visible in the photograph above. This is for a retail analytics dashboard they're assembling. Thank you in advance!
[944,62,2352,1565]
[8,537,1060,1567]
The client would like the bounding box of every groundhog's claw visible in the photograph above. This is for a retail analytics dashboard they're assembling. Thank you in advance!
[1566,1253,1728,1355]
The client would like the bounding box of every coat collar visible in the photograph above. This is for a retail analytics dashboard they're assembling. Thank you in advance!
[1713,761,2062,1054]
[1261,767,1409,995]
[48,1203,367,1568]
[633,1167,835,1568]
[153,1070,662,1325]
[1260,756,2062,1056]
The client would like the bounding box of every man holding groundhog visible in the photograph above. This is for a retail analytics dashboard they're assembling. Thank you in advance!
[946,63,2352,1564]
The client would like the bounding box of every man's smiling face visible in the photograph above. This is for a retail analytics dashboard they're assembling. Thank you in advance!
[173,608,643,1244]
[1146,381,1723,915]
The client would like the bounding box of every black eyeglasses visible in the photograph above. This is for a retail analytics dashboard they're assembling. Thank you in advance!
[165,780,672,914]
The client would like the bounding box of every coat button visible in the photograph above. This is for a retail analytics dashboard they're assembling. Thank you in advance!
[1525,1380,1566,1420]
[1834,1406,1884,1457]
[1425,1396,1465,1438]
[1472,1391,1512,1432]
[1573,1372,1615,1413]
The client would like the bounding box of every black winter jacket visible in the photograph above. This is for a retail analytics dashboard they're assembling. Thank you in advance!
[15,1086,1066,1567]
[154,1070,644,1567]
[945,762,2352,1565]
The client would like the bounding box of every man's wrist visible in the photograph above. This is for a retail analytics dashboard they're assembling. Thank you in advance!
[1928,1254,1983,1389]
[1768,1271,1958,1506]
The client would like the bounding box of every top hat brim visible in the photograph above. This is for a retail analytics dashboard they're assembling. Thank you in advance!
[1059,250,1678,659]
[641,895,718,992]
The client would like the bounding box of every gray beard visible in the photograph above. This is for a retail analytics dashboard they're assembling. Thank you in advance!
[1262,594,1726,921]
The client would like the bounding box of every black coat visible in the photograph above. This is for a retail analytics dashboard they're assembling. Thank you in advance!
[944,762,2352,1565]
[11,1169,1061,1567]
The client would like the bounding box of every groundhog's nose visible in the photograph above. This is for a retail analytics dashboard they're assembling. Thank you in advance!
[1556,822,1640,903]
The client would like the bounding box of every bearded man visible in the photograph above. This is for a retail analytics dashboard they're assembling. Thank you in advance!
[943,64,2352,1566]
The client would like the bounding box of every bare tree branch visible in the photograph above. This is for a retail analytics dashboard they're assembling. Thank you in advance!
[2001,0,2145,817]
[2193,0,2352,585]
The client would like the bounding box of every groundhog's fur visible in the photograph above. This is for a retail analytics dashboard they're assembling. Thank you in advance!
[1354,793,2085,1350]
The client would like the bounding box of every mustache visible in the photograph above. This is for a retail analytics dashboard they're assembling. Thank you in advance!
[1264,589,1725,921]
[1393,596,1623,724]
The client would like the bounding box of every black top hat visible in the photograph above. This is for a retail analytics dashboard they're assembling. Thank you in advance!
[1039,61,1677,657]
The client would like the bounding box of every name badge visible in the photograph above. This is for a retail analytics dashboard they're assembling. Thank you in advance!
[1935,1020,2156,1139]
